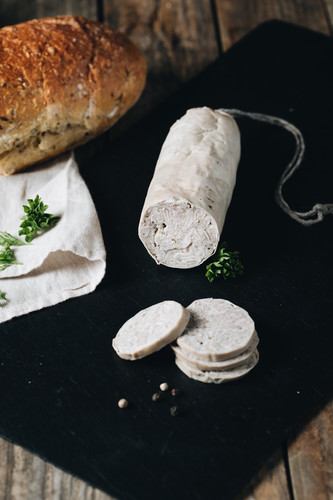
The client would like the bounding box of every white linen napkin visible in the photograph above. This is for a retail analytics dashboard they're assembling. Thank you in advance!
[0,152,106,323]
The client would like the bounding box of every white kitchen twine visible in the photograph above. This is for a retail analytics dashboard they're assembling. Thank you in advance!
[220,108,333,226]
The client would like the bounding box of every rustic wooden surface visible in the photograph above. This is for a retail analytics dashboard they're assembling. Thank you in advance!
[0,1,332,498]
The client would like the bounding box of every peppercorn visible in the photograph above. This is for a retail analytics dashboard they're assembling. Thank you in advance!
[170,405,179,417]
[118,398,128,409]
[152,392,161,402]
[171,388,180,397]
[160,382,169,392]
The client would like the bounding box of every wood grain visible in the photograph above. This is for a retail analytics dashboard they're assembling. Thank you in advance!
[103,0,219,126]
[214,0,330,50]
[323,0,333,33]
[238,449,291,500]
[0,438,114,500]
[34,0,98,20]
[0,0,97,27]
[288,399,333,500]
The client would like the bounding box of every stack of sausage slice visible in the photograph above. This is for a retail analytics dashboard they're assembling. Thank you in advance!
[172,298,259,384]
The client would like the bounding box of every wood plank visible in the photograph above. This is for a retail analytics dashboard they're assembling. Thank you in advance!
[214,0,330,51]
[287,399,333,500]
[103,0,219,126]
[0,0,97,27]
[0,437,114,500]
[323,0,333,34]
[34,0,98,20]
[237,448,291,500]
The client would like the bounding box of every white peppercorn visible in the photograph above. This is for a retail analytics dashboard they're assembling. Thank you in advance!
[118,398,128,409]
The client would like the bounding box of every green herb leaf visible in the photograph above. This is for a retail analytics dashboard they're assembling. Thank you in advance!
[205,242,244,282]
[0,242,22,271]
[0,289,7,306]
[0,231,27,246]
[18,195,60,242]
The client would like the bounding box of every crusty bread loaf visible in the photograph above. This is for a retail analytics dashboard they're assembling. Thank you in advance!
[0,15,146,175]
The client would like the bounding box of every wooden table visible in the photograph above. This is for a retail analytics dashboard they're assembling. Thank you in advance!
[0,1,332,498]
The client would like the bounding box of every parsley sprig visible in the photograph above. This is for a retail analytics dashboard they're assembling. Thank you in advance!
[0,242,22,271]
[0,289,7,307]
[19,195,60,242]
[0,231,27,246]
[205,242,244,282]
[0,196,59,306]
[0,232,25,272]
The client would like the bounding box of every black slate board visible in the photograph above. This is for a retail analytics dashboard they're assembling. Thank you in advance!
[0,21,332,500]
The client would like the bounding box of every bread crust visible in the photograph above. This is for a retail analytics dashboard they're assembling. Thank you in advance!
[0,16,146,174]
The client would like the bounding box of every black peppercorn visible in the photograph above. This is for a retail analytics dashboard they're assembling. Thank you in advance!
[170,405,179,417]
[152,392,161,402]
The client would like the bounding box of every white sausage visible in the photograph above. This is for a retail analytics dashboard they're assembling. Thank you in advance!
[138,107,241,268]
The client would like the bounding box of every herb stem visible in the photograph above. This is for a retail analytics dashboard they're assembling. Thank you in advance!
[0,289,7,307]
[0,231,27,246]
[0,242,22,271]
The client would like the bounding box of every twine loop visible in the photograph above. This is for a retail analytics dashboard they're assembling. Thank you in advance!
[219,108,332,226]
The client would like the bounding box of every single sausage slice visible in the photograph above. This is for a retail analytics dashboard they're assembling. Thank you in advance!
[112,300,190,360]
[138,107,241,268]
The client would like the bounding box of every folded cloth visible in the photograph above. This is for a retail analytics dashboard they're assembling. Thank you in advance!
[0,153,106,323]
